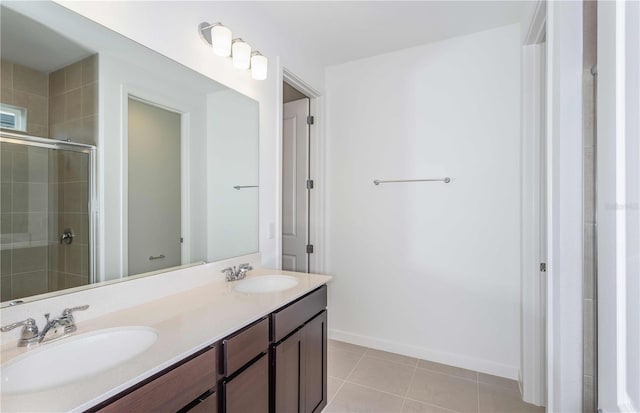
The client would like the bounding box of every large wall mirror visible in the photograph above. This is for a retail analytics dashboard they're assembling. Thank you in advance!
[0,2,259,306]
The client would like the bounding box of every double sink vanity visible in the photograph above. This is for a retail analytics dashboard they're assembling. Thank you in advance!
[0,265,332,412]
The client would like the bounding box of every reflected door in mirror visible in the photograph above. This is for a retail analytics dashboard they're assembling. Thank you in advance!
[127,98,181,276]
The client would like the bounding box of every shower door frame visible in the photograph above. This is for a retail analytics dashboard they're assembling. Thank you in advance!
[0,131,98,285]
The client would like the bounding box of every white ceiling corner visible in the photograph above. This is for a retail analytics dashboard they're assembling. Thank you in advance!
[240,1,530,67]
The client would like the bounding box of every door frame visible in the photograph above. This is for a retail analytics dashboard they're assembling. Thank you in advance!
[597,1,640,411]
[522,0,585,409]
[278,68,325,274]
[545,1,585,411]
[520,0,547,404]
[120,86,191,278]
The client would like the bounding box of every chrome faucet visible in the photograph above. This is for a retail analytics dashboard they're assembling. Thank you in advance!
[1,305,89,347]
[221,263,253,281]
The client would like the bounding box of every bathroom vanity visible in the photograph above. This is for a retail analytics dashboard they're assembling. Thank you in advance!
[92,286,327,413]
[0,267,331,413]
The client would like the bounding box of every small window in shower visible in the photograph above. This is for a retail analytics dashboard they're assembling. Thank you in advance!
[0,103,27,132]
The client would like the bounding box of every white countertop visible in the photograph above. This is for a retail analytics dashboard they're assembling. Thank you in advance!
[0,268,332,412]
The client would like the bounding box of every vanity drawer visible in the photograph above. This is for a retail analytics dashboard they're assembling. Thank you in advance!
[222,317,269,376]
[96,346,217,413]
[271,285,327,343]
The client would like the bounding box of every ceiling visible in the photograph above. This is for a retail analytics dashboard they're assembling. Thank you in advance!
[239,1,529,67]
[1,1,529,74]
[1,6,94,73]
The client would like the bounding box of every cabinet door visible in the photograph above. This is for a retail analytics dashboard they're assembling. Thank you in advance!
[302,310,327,413]
[273,330,302,413]
[223,354,269,413]
[273,310,327,413]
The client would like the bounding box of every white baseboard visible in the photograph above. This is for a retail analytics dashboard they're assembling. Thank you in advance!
[329,328,520,380]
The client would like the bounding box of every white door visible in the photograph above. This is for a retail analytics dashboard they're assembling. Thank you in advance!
[128,97,182,276]
[520,40,547,406]
[282,98,309,272]
[597,1,640,411]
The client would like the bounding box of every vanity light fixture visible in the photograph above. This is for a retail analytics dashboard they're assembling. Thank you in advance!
[250,51,268,80]
[199,22,232,57]
[198,21,268,80]
[232,39,251,70]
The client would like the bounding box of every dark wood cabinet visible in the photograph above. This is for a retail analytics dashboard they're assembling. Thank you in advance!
[271,287,328,413]
[90,285,327,413]
[302,311,327,413]
[271,286,327,343]
[273,330,302,413]
[220,317,270,413]
[92,346,217,413]
[222,354,269,413]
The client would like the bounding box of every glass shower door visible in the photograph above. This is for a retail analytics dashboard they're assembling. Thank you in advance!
[0,135,94,302]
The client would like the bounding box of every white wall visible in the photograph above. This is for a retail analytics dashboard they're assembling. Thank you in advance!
[207,90,260,262]
[324,24,522,378]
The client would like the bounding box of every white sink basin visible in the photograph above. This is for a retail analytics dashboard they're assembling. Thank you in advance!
[1,326,158,395]
[234,275,299,294]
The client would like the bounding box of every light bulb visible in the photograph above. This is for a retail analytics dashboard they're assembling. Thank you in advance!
[232,39,251,70]
[211,24,232,57]
[250,53,268,80]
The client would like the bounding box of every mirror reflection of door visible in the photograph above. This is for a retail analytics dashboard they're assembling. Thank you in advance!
[127,97,181,276]
[282,82,310,272]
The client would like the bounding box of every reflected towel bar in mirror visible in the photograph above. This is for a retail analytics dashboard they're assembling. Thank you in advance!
[373,178,451,185]
[233,185,259,190]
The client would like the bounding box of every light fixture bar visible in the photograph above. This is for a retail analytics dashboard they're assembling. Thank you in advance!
[198,22,218,46]
[198,21,267,80]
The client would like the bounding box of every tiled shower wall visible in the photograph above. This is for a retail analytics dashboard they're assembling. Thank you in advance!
[0,60,49,138]
[47,54,96,291]
[48,151,90,290]
[1,54,96,301]
[49,55,97,145]
[1,143,50,301]
[583,1,597,411]
[0,146,90,301]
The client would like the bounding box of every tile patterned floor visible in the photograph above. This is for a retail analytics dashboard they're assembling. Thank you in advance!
[324,340,545,413]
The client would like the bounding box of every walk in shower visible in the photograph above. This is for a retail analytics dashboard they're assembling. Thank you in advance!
[0,132,95,302]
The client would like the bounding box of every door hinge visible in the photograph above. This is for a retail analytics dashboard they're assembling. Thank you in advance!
[180,237,184,243]
[306,179,314,190]
[307,115,314,125]
[540,262,546,272]
[306,244,314,254]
